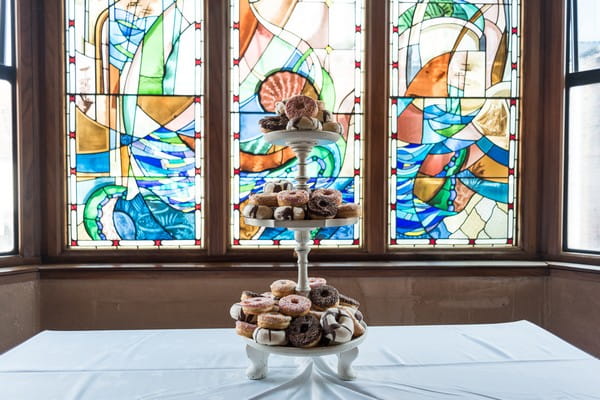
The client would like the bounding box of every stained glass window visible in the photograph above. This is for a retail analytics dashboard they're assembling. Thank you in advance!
[230,0,365,247]
[388,0,520,247]
[65,0,204,248]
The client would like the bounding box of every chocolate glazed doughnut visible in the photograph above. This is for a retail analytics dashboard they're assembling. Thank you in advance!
[307,195,338,219]
[309,284,339,310]
[286,314,322,348]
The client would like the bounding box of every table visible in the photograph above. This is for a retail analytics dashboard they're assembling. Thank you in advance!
[0,321,599,399]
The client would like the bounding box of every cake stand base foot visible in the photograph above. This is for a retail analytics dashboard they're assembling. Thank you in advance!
[337,346,359,380]
[246,344,269,380]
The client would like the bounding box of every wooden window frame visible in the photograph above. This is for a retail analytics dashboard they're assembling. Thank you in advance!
[2,0,567,265]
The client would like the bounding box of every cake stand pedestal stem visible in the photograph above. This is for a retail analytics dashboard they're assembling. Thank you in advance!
[293,228,311,296]
[246,344,269,380]
[290,142,313,192]
[337,347,359,381]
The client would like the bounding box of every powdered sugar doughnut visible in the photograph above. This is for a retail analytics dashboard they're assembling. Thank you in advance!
[241,296,275,315]
[285,95,318,119]
[277,190,309,207]
[279,294,311,317]
[321,308,354,345]
[270,279,296,298]
[236,321,257,338]
[286,116,321,131]
[249,193,278,207]
[336,203,360,218]
[308,277,327,289]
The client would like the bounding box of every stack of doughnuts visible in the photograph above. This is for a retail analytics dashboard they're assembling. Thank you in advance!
[230,278,367,347]
[259,95,343,134]
[242,183,361,221]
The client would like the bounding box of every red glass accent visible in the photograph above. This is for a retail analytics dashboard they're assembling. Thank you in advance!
[195,131,201,139]
[354,134,360,141]
[233,95,239,102]
[195,22,202,30]
[353,239,359,245]
[234,168,240,175]
[355,25,361,32]
[313,239,321,245]
[508,203,514,210]
[512,27,517,34]
[391,98,397,104]
[233,58,239,66]
[392,62,398,69]
[355,61,361,68]
[273,240,281,246]
[154,240,162,246]
[112,240,119,246]
[195,59,202,66]
[232,22,239,29]
[69,131,76,138]
[195,167,201,175]
[469,239,476,245]
[233,132,240,140]
[69,56,75,64]
[509,168,515,175]
[233,239,240,245]
[391,168,397,175]
[510,134,516,141]
[195,239,201,245]
[511,62,517,70]
[354,97,360,104]
[70,240,78,246]
[233,204,240,210]
[393,26,398,33]
[194,96,201,103]
[510,98,517,106]
[390,239,397,245]
[507,238,513,244]
[70,168,76,175]
[69,95,75,102]
[68,19,75,27]
[354,168,360,176]
[391,132,398,139]
[390,203,396,210]
[429,238,436,245]
[195,203,201,210]
[70,204,77,211]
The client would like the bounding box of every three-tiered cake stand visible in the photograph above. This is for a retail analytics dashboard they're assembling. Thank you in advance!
[243,129,366,381]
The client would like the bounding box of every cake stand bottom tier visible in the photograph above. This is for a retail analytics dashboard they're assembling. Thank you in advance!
[242,331,367,381]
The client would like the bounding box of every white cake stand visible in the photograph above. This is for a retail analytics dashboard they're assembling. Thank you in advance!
[243,129,365,381]
[243,328,367,381]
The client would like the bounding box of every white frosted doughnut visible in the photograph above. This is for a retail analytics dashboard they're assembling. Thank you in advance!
[286,116,322,131]
[229,303,258,323]
[322,121,343,134]
[321,308,354,345]
[264,180,293,194]
[274,206,305,221]
[275,101,287,116]
[242,204,273,219]
[253,327,288,346]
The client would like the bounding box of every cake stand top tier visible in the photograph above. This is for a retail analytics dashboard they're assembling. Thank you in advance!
[244,217,358,230]
[262,130,342,146]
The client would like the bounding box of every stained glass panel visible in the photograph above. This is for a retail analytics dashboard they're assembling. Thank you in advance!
[230,0,365,247]
[65,0,204,248]
[388,1,519,247]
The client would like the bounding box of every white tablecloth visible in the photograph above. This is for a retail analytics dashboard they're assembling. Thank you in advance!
[0,321,599,399]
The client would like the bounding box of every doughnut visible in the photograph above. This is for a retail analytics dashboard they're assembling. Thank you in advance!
[261,291,278,300]
[274,206,305,221]
[257,312,292,330]
[307,195,338,220]
[286,116,322,131]
[309,284,340,311]
[264,180,293,194]
[340,306,366,337]
[277,190,309,207]
[286,314,322,348]
[316,109,332,123]
[312,188,342,205]
[274,101,287,116]
[339,293,360,308]
[270,279,297,298]
[253,327,288,346]
[336,203,361,218]
[285,95,318,119]
[235,320,257,339]
[240,296,275,315]
[308,277,327,289]
[278,294,311,317]
[242,204,273,220]
[259,115,289,133]
[240,290,263,301]
[322,121,343,134]
[321,308,354,345]
[230,303,259,323]
[248,193,279,207]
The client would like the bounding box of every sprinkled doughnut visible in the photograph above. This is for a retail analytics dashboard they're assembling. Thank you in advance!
[264,180,293,194]
[278,294,311,317]
[249,193,279,207]
[259,115,289,133]
[235,320,257,338]
[309,284,340,311]
[285,95,318,119]
[240,290,263,301]
[277,190,309,207]
[240,296,275,315]
[308,277,327,289]
[253,327,288,346]
[274,206,305,221]
[242,204,273,220]
[286,314,322,348]
[312,188,342,205]
[307,195,338,220]
[322,121,343,134]
[230,303,258,324]
[270,279,297,298]
[336,203,361,218]
[257,312,292,330]
[321,308,354,345]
